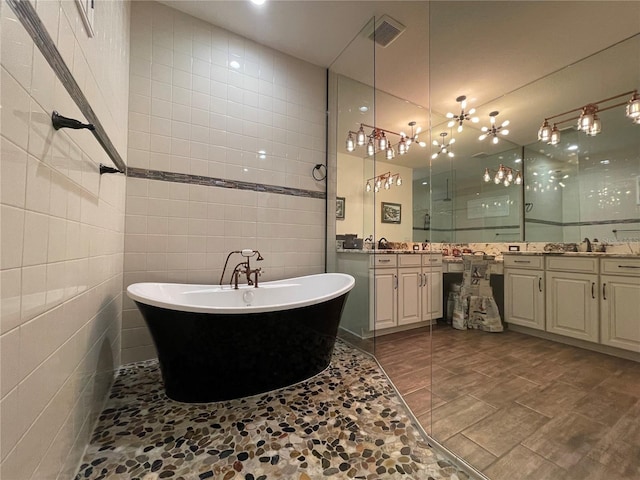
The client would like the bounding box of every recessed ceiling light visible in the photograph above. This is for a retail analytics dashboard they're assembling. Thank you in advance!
[600,159,610,165]
[514,158,522,163]
[243,168,249,172]
[250,0,266,5]
[422,181,428,185]
[229,60,241,69]
[567,145,578,151]
[359,106,368,112]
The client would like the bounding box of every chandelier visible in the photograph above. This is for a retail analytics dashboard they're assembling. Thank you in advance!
[483,164,522,187]
[431,132,455,159]
[365,171,402,193]
[479,111,510,144]
[346,122,425,160]
[446,95,479,132]
[537,89,639,145]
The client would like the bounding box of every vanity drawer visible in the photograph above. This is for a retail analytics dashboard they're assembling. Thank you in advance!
[503,255,543,269]
[370,254,397,268]
[601,258,640,276]
[398,255,422,267]
[422,254,443,267]
[445,262,464,273]
[546,256,599,274]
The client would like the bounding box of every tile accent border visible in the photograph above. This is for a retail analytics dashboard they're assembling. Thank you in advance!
[527,217,640,227]
[7,0,127,172]
[127,167,327,199]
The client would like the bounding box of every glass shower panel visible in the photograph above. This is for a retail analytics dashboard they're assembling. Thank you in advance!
[328,19,376,354]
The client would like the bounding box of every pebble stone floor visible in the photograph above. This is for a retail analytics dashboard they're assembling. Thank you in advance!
[75,340,470,480]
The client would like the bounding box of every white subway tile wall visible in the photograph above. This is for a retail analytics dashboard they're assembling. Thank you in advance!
[0,1,130,478]
[122,2,327,363]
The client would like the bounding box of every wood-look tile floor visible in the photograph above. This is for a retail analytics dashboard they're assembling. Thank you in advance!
[375,326,640,480]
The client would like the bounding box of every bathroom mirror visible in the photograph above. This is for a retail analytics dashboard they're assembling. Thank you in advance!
[334,10,639,247]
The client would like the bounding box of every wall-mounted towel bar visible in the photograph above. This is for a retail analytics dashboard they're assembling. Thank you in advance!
[8,0,127,174]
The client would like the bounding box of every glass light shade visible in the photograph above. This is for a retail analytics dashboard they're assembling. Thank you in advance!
[366,139,375,157]
[384,181,390,190]
[346,133,355,152]
[579,111,594,131]
[481,126,489,133]
[494,176,501,184]
[549,125,561,145]
[385,146,394,160]
[589,116,601,136]
[366,182,371,192]
[471,117,479,123]
[446,112,454,119]
[450,138,455,145]
[502,120,510,127]
[396,177,402,186]
[374,185,379,193]
[483,169,491,182]
[376,179,382,188]
[506,170,514,182]
[457,125,463,133]
[538,121,552,142]
[503,178,510,187]
[515,172,523,185]
[492,136,499,144]
[501,129,509,136]
[497,165,505,179]
[379,132,387,150]
[356,126,366,145]
[626,94,640,118]
[448,152,454,158]
[447,120,455,128]
[468,107,475,115]
[398,139,407,155]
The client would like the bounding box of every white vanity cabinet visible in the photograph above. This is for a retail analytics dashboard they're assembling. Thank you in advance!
[600,258,640,353]
[545,256,599,343]
[422,254,443,321]
[504,255,545,330]
[369,253,443,332]
[369,255,397,330]
[397,255,422,326]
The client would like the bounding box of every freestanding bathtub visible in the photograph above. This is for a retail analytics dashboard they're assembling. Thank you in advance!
[127,273,355,403]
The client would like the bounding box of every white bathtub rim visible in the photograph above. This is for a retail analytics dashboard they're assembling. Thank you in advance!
[127,273,355,314]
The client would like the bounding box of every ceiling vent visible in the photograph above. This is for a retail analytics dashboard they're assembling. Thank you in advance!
[368,15,406,48]
[472,152,490,158]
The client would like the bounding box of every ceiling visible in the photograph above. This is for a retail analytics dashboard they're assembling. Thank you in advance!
[162,1,640,176]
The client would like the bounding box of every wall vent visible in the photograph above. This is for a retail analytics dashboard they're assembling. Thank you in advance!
[368,15,406,48]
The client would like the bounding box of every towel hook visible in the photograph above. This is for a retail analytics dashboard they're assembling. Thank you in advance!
[51,111,95,131]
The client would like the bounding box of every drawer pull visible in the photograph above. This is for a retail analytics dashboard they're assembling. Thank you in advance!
[418,274,423,287]
[539,277,542,292]
[394,274,398,289]
[602,283,607,300]
[379,259,391,263]
[618,265,640,269]
[429,258,438,262]
[514,260,531,264]
[423,273,428,285]
[591,282,595,299]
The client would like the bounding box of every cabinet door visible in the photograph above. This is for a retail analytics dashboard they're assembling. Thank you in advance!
[505,268,544,330]
[422,268,443,321]
[398,267,421,326]
[600,275,640,352]
[546,271,599,342]
[369,269,397,330]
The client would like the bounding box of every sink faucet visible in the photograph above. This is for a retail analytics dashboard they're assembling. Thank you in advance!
[583,237,592,252]
[219,249,264,287]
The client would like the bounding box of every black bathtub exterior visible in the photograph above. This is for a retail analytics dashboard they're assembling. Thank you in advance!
[134,293,350,403]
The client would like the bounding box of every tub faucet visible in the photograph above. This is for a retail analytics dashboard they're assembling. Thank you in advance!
[232,262,262,289]
[220,249,264,286]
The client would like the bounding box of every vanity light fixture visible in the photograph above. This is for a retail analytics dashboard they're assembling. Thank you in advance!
[483,164,522,187]
[365,172,402,193]
[537,89,639,145]
[478,111,510,144]
[446,95,479,132]
[431,132,455,159]
[346,121,425,159]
